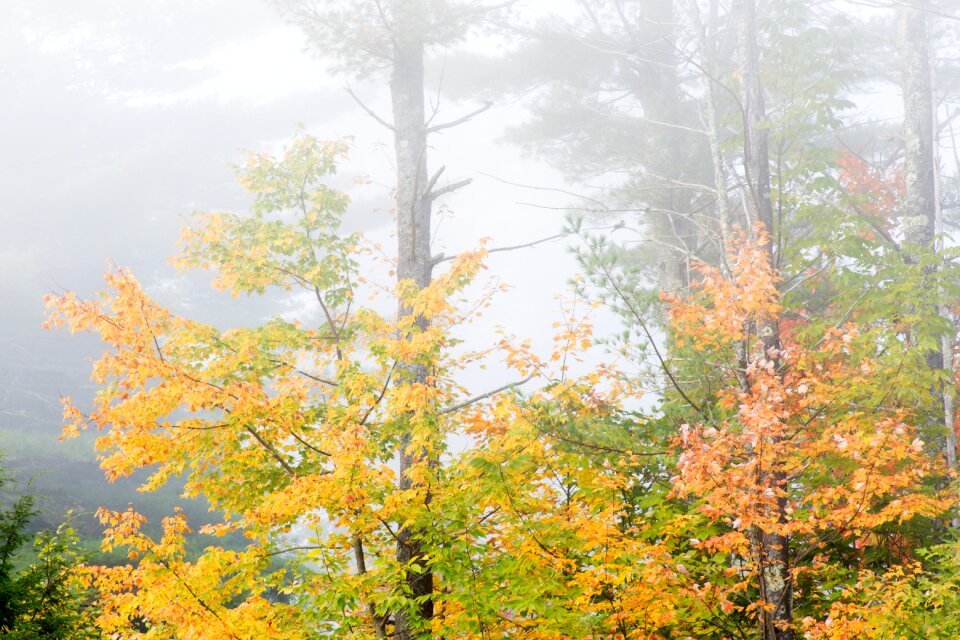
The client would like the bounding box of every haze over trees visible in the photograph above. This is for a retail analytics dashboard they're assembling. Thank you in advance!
[18,0,960,638]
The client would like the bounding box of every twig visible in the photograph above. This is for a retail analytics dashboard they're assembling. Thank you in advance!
[595,257,711,421]
[479,172,610,209]
[359,361,398,426]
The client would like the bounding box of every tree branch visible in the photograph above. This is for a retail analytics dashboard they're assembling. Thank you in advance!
[359,361,398,426]
[440,375,534,415]
[423,166,446,197]
[429,178,472,201]
[426,102,493,133]
[353,536,388,639]
[433,233,567,266]
[594,256,712,421]
[242,424,297,476]
[345,85,394,131]
[432,233,565,266]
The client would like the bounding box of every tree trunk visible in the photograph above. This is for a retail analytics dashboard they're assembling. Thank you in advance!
[391,19,435,640]
[734,1,793,637]
[898,0,957,479]
[898,0,936,254]
[633,0,697,293]
[688,0,732,255]
[897,0,940,370]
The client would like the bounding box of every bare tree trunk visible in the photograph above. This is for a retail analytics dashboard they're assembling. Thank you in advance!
[391,14,434,640]
[734,0,792,637]
[735,0,771,235]
[688,0,731,251]
[897,0,940,369]
[934,99,959,485]
[898,0,936,254]
[898,0,957,483]
[634,0,697,293]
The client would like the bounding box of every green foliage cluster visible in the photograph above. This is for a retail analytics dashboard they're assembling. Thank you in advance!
[0,471,99,639]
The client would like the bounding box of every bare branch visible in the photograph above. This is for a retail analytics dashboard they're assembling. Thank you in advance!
[423,166,446,197]
[345,85,394,131]
[440,375,534,415]
[480,172,610,209]
[429,178,472,201]
[432,233,566,266]
[593,255,712,422]
[427,101,493,134]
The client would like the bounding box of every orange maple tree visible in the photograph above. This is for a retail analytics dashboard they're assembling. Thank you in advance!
[664,228,951,636]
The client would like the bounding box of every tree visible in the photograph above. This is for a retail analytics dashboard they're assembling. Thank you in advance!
[729,1,795,636]
[666,229,950,639]
[0,469,99,639]
[46,136,566,639]
[268,4,504,636]
[897,0,957,477]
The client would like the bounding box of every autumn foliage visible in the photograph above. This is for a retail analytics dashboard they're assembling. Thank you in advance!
[665,230,951,635]
[45,140,960,639]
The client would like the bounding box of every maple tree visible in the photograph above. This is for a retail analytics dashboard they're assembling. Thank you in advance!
[268,4,507,634]
[47,137,475,637]
[45,136,635,639]
[662,227,953,638]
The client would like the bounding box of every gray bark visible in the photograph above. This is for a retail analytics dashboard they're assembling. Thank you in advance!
[735,0,772,236]
[688,0,731,258]
[391,20,435,640]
